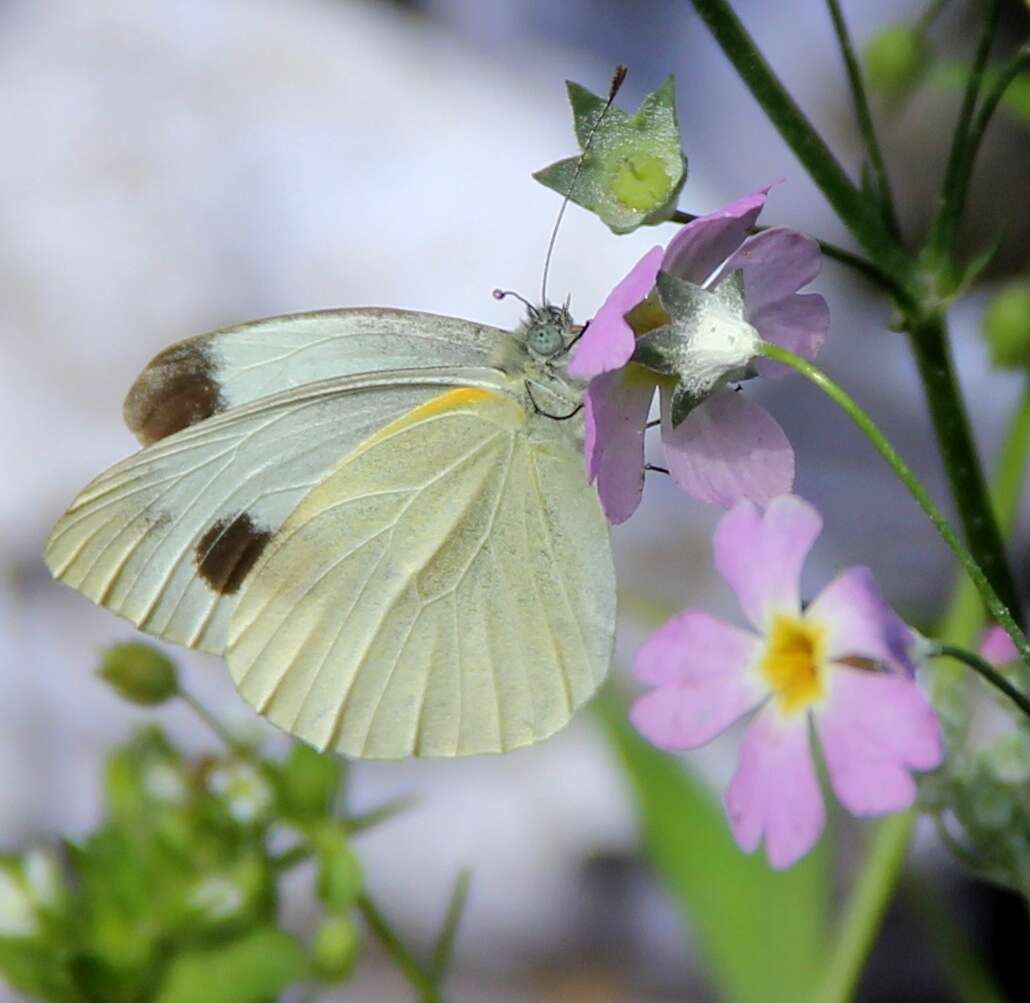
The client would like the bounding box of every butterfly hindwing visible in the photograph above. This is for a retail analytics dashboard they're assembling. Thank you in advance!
[227,386,616,758]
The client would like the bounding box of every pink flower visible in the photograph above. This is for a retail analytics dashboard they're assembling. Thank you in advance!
[569,186,829,523]
[979,625,1019,667]
[630,495,943,869]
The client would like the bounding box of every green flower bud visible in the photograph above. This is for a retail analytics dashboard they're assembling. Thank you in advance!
[311,915,360,982]
[315,828,363,913]
[982,281,1030,370]
[864,24,928,99]
[278,743,341,819]
[98,642,178,705]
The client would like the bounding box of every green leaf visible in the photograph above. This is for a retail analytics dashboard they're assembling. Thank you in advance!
[154,927,307,1003]
[534,76,687,234]
[595,688,829,1003]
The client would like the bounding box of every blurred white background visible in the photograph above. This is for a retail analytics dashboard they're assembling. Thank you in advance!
[2,1,1027,1000]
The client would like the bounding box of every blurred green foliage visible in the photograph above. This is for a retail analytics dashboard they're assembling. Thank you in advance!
[0,649,372,1002]
[982,280,1030,371]
[596,687,829,1003]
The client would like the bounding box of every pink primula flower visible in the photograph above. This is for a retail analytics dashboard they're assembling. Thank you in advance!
[569,186,829,522]
[979,625,1019,667]
[631,495,943,869]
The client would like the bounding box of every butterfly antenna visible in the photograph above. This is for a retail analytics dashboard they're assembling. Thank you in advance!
[492,288,537,314]
[540,64,628,307]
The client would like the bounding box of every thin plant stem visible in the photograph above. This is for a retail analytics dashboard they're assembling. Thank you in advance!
[178,689,248,755]
[358,893,444,1003]
[430,869,472,982]
[669,211,903,296]
[948,41,1030,252]
[939,378,1030,644]
[816,812,916,1003]
[907,315,1023,623]
[931,642,1030,721]
[757,341,1030,668]
[824,0,901,237]
[926,0,1003,264]
[685,0,912,292]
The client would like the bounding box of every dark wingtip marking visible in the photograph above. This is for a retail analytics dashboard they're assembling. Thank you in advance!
[123,340,224,445]
[195,512,272,595]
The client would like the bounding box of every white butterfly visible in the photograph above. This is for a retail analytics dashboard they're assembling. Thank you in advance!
[44,305,616,758]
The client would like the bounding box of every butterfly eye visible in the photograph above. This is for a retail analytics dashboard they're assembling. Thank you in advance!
[527,322,565,358]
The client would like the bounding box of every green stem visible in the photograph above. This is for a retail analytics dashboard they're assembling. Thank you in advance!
[907,315,1023,622]
[669,211,903,297]
[926,0,1002,265]
[685,0,912,291]
[357,894,444,1003]
[178,689,248,755]
[816,812,916,1003]
[949,42,1030,248]
[429,870,472,982]
[931,642,1030,720]
[824,0,900,237]
[757,340,1030,667]
[938,377,1030,643]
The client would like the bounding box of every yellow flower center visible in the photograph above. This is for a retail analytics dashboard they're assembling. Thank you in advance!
[761,615,827,714]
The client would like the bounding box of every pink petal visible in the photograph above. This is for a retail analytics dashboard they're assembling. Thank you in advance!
[719,228,821,313]
[713,494,822,630]
[635,610,763,686]
[662,186,772,286]
[752,293,830,379]
[568,246,663,378]
[816,668,942,816]
[584,366,656,524]
[660,388,795,509]
[980,625,1019,667]
[807,567,915,676]
[631,677,761,750]
[725,707,825,869]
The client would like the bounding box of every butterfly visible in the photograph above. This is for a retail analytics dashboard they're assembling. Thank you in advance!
[44,304,616,758]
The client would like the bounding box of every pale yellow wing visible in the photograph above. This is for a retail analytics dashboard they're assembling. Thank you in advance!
[44,368,503,654]
[227,387,616,758]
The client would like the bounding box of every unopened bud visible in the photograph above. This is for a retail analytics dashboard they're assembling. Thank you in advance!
[312,915,360,982]
[982,281,1030,371]
[864,25,928,98]
[98,642,178,705]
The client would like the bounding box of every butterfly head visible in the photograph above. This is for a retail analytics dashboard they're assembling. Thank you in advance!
[493,289,578,362]
[523,302,576,360]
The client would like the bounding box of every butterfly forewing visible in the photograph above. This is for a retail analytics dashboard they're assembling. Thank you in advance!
[45,368,507,655]
[123,308,517,445]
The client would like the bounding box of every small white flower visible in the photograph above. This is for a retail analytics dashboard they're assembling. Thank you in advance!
[143,761,188,805]
[189,876,244,922]
[0,867,36,939]
[21,850,61,910]
[208,761,273,824]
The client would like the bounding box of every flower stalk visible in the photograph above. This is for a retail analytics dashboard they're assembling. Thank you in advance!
[757,341,1030,671]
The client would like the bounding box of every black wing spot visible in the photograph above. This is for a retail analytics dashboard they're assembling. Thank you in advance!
[123,341,224,444]
[195,512,272,595]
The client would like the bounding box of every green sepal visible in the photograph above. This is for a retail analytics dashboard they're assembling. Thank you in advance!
[534,76,687,234]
